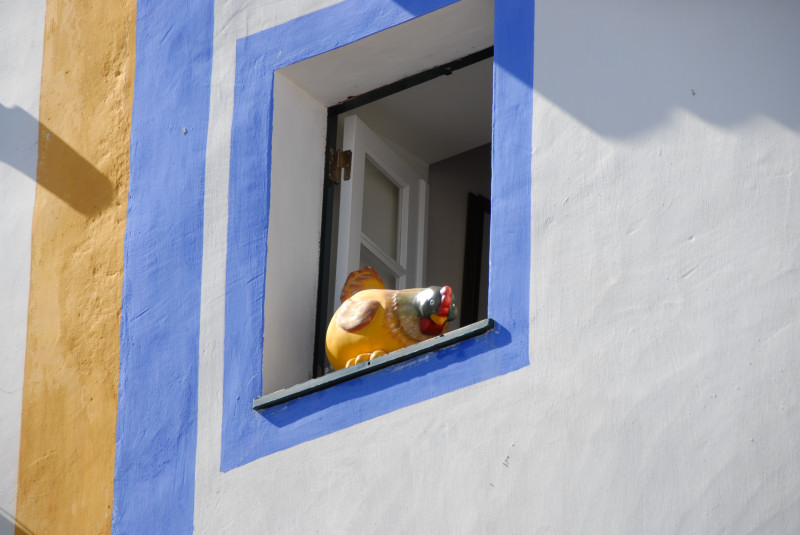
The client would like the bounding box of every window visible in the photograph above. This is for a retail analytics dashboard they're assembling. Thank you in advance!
[258,1,496,397]
[221,0,532,469]
[317,52,495,379]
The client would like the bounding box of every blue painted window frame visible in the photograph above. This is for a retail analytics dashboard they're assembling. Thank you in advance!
[222,0,534,471]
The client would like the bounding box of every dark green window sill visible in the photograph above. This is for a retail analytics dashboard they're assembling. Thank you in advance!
[253,317,494,410]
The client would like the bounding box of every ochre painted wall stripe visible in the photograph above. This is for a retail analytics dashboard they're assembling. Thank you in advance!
[15,1,135,533]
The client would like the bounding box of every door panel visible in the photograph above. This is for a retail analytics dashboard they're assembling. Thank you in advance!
[336,116,427,293]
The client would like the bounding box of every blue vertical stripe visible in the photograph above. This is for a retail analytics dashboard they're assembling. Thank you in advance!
[113,0,213,532]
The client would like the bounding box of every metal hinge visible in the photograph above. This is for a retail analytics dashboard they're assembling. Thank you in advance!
[327,149,352,184]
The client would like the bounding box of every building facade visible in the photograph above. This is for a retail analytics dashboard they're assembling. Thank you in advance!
[1,0,799,533]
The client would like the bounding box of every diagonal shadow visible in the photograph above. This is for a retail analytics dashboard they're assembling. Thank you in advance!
[530,1,800,137]
[0,103,113,216]
[390,1,800,137]
[0,506,34,535]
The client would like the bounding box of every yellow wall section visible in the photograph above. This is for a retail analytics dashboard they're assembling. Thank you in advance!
[15,1,135,533]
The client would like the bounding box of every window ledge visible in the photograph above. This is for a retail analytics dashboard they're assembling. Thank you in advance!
[253,317,494,410]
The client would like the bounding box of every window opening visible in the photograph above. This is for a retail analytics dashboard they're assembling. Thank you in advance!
[312,49,494,379]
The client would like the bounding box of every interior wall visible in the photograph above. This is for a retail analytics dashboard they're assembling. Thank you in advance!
[426,143,491,328]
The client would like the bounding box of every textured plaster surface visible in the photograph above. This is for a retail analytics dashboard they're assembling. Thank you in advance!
[111,0,212,532]
[194,0,345,526]
[528,1,800,532]
[192,0,799,533]
[1,2,794,532]
[193,0,531,528]
[0,1,45,531]
[529,104,800,533]
[15,1,135,533]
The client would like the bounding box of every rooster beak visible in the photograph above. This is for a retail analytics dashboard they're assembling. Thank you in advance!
[430,314,448,326]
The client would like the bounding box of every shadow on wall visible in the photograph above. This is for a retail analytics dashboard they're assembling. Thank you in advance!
[0,104,113,216]
[0,507,33,535]
[534,1,800,138]
[391,0,533,90]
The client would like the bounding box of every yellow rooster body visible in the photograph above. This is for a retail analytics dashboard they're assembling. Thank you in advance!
[325,267,458,370]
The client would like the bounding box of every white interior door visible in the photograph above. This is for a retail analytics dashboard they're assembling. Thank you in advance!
[335,115,427,295]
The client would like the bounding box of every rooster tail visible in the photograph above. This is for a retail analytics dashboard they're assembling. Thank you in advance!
[340,266,386,303]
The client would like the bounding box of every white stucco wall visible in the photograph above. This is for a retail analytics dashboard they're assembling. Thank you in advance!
[0,1,45,531]
[194,0,799,533]
[194,0,345,525]
[527,2,800,531]
[529,108,799,533]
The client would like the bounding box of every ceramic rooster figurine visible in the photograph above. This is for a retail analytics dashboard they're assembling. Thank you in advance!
[326,266,458,370]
